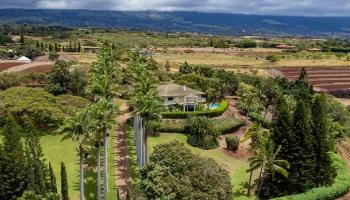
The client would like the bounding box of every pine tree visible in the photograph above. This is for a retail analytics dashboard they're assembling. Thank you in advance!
[260,96,299,198]
[20,34,25,46]
[24,125,48,196]
[36,41,40,48]
[49,162,57,193]
[78,42,81,52]
[40,42,44,49]
[0,115,26,200]
[60,162,69,200]
[291,88,316,191]
[298,67,308,83]
[312,94,336,186]
[49,44,53,51]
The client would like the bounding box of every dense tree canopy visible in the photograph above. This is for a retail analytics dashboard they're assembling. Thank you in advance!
[139,141,232,200]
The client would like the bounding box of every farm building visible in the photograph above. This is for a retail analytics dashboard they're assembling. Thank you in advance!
[16,56,31,63]
[157,83,206,111]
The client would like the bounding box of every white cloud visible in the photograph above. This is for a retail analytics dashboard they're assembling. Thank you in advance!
[2,0,350,16]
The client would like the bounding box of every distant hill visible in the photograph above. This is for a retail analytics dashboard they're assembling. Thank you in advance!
[1,9,350,37]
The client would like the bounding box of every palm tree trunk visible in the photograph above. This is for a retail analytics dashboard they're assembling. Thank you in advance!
[79,144,84,200]
[103,129,108,200]
[247,170,253,197]
[257,171,266,198]
[97,141,101,200]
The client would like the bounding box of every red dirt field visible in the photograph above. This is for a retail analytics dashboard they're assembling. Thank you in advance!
[21,64,53,73]
[0,62,26,72]
[272,67,350,92]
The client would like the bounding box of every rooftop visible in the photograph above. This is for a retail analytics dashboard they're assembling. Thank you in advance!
[158,83,205,97]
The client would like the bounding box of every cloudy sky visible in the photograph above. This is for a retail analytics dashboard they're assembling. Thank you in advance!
[2,0,350,16]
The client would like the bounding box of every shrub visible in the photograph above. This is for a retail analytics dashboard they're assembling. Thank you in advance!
[185,116,219,149]
[161,100,229,119]
[266,54,279,62]
[226,136,240,152]
[272,153,350,200]
[248,112,271,128]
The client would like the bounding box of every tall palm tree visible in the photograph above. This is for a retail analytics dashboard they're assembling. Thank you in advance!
[242,123,270,197]
[246,139,290,198]
[57,109,93,200]
[88,48,119,200]
[90,98,115,200]
[130,56,161,167]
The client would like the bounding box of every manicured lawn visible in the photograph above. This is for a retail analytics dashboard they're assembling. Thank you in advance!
[148,133,253,200]
[41,135,117,200]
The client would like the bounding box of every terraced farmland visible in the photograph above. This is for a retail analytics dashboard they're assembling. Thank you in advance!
[0,61,26,72]
[271,67,350,94]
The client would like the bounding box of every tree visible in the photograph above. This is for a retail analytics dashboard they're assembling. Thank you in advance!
[49,163,57,193]
[179,61,192,74]
[60,162,68,200]
[185,116,219,149]
[69,67,87,97]
[139,142,232,200]
[242,123,270,196]
[78,43,81,52]
[247,139,290,198]
[89,99,115,200]
[0,115,26,200]
[20,34,25,46]
[24,125,49,196]
[47,60,72,95]
[130,51,161,167]
[312,94,336,186]
[58,108,93,200]
[49,51,59,61]
[88,48,119,200]
[164,60,170,71]
[291,88,316,191]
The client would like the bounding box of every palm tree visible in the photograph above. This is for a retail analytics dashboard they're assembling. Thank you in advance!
[242,123,270,197]
[88,48,119,200]
[57,109,93,200]
[246,139,290,198]
[130,55,161,167]
[90,98,115,200]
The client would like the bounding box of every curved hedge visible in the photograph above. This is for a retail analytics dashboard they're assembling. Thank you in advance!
[158,117,244,134]
[272,153,350,200]
[161,100,229,119]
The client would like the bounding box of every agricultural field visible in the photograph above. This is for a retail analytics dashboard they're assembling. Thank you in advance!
[272,67,350,92]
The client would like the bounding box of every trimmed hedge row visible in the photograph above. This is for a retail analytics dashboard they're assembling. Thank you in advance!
[161,100,229,119]
[272,153,350,200]
[158,117,244,134]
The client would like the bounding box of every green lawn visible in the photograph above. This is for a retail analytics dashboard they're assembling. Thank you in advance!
[148,133,253,200]
[41,135,117,200]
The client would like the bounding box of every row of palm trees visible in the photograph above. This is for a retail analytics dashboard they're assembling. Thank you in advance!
[57,48,119,200]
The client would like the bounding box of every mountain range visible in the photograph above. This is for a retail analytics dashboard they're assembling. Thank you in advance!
[1,9,350,37]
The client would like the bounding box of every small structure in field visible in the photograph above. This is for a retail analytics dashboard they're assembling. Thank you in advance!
[158,83,206,111]
[16,56,31,63]
[275,44,297,50]
[307,48,322,52]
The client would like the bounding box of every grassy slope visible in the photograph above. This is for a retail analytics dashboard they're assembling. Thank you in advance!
[148,133,253,200]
